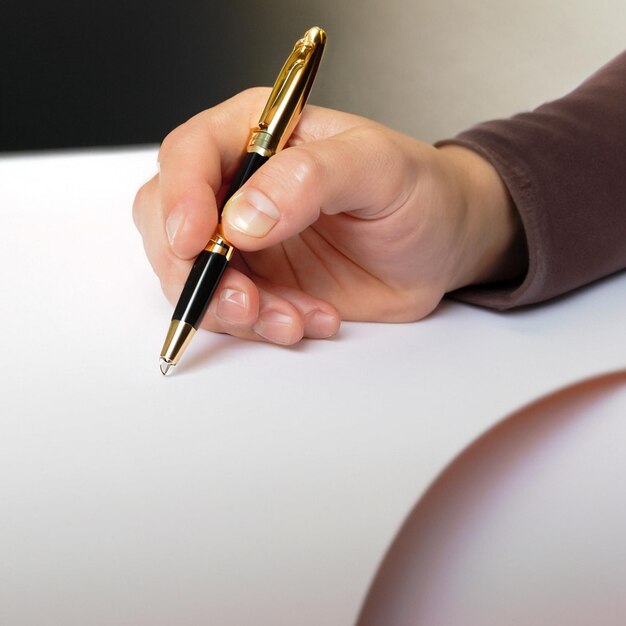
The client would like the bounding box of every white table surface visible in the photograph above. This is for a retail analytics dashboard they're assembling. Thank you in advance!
[1,148,625,626]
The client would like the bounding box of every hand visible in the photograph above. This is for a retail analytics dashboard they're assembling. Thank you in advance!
[133,88,524,345]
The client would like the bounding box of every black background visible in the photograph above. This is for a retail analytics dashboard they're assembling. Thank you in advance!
[0,1,307,152]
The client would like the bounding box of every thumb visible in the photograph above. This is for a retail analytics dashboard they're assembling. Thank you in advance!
[221,125,417,251]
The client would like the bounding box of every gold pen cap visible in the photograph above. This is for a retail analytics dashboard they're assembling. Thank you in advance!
[248,26,327,157]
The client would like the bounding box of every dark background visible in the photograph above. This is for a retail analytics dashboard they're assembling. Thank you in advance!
[0,1,330,152]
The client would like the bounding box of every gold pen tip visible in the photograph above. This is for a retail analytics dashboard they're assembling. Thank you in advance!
[159,357,175,376]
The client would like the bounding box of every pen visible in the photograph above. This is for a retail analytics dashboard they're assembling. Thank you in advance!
[159,26,327,375]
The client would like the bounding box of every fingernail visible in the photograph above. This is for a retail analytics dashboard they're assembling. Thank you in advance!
[254,310,295,344]
[216,288,248,323]
[307,310,338,338]
[166,208,185,246]
[223,188,280,238]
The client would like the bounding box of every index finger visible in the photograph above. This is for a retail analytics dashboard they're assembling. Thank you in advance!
[158,87,273,194]
[150,88,269,260]
[155,87,362,260]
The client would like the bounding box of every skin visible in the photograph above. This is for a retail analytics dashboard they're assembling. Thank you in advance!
[133,87,526,346]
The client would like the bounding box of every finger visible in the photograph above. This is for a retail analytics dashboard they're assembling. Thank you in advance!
[133,173,180,283]
[157,92,370,260]
[200,272,303,345]
[134,172,340,344]
[156,88,274,260]
[221,124,420,252]
[254,280,340,340]
[134,89,277,285]
[201,271,340,344]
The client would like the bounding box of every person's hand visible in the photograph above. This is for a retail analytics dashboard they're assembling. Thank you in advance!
[133,88,525,345]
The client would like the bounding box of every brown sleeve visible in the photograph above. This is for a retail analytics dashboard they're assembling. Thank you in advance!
[437,50,626,309]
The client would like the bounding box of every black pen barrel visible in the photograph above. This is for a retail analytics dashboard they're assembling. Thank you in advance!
[219,151,269,217]
[172,151,269,329]
[172,250,228,328]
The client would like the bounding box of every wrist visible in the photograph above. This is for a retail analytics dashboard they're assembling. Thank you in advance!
[438,144,527,291]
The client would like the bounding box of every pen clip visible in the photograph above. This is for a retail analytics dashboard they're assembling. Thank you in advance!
[248,27,327,157]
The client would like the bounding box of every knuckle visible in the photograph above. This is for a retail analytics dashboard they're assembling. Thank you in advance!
[253,147,322,219]
[196,88,272,132]
[347,124,412,191]
[269,146,321,197]
[132,179,153,230]
[240,86,271,103]
[290,146,322,186]
[353,125,396,160]
[158,123,187,164]
[350,124,386,146]
[238,87,273,114]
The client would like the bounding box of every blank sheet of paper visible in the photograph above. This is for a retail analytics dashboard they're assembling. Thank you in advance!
[0,149,624,626]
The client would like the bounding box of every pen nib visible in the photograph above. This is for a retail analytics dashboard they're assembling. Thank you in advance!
[159,357,175,376]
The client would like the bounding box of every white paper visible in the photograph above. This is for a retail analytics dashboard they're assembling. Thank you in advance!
[1,148,624,625]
